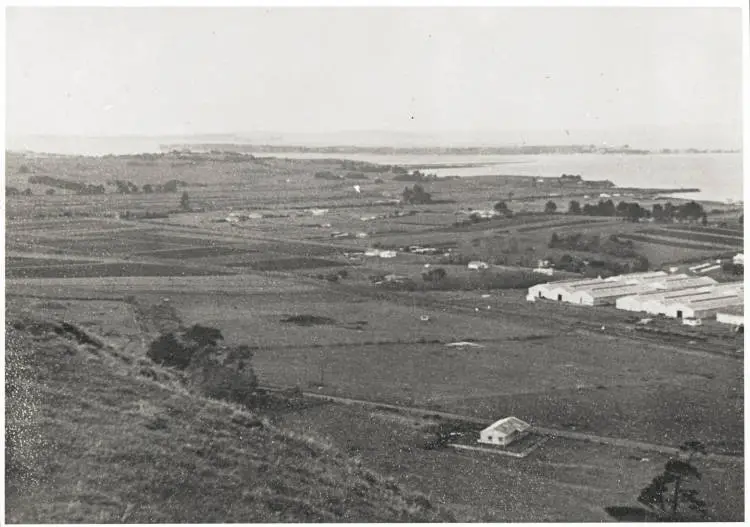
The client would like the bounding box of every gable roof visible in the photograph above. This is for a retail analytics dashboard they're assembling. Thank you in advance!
[483,416,531,436]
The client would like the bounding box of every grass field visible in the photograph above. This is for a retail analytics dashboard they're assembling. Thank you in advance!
[110,287,744,453]
[275,403,743,522]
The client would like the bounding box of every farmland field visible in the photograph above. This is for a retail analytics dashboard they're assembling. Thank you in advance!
[637,228,743,248]
[5,149,744,522]
[5,262,232,279]
[618,233,738,251]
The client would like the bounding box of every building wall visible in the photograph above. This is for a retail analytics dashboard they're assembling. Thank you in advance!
[479,429,511,446]
[616,296,643,311]
[478,428,527,447]
[664,303,695,319]
[717,313,744,326]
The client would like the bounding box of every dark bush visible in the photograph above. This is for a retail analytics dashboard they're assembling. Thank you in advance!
[147,332,197,369]
[184,324,224,347]
[422,267,447,282]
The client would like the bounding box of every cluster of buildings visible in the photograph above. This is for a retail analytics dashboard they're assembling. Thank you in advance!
[527,271,743,325]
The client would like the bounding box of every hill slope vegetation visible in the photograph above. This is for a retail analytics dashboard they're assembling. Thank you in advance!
[5,316,451,523]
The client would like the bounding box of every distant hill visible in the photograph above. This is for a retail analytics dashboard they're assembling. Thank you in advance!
[5,316,451,523]
[7,123,741,155]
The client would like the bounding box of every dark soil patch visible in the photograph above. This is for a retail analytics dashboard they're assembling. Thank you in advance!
[240,258,344,271]
[136,246,257,259]
[6,263,230,279]
[280,314,337,326]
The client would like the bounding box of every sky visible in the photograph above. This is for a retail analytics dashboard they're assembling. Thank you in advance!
[5,7,745,148]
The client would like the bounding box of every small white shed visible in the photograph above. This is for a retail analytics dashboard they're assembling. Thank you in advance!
[478,417,531,447]
[468,261,489,270]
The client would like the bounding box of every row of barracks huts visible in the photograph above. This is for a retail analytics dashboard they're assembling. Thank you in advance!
[527,271,744,324]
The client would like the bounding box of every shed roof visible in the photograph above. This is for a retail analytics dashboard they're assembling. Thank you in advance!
[680,296,743,311]
[584,283,659,299]
[483,416,531,437]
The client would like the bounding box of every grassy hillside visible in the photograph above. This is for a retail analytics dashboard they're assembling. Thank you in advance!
[5,315,453,523]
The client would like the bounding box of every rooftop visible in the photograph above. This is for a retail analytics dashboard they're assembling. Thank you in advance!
[484,416,531,436]
[718,305,744,316]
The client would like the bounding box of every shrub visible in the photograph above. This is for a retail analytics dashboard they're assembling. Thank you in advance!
[147,332,198,369]
[422,267,447,282]
[184,324,224,347]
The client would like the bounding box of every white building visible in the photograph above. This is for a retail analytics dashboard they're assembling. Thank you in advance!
[733,253,744,266]
[570,283,661,306]
[664,294,744,320]
[604,271,668,282]
[616,279,719,313]
[716,305,744,326]
[478,417,531,447]
[468,261,489,270]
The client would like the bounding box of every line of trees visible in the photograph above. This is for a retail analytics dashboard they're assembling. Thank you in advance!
[563,198,707,223]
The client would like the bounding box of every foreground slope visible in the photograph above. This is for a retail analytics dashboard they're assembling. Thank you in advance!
[5,317,451,523]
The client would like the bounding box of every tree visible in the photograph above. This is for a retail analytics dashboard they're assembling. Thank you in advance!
[616,201,630,216]
[549,232,560,248]
[494,201,509,213]
[180,191,191,211]
[637,441,707,520]
[142,184,154,194]
[544,201,557,214]
[163,180,180,192]
[568,200,581,215]
[600,199,616,217]
[402,184,432,204]
[701,213,708,226]
[652,203,664,222]
[22,188,33,196]
[422,267,447,282]
[45,188,55,196]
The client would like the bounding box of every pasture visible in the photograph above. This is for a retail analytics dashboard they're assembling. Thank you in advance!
[275,403,743,522]
[121,286,744,452]
[5,149,744,522]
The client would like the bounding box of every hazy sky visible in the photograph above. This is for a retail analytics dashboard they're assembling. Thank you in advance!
[6,7,744,144]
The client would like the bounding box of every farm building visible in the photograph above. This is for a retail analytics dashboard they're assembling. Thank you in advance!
[716,305,744,326]
[604,271,668,282]
[618,282,720,313]
[478,417,531,447]
[733,253,744,265]
[664,294,744,320]
[526,277,607,301]
[569,283,661,306]
[562,274,696,306]
[615,277,719,312]
[468,261,489,270]
[525,271,704,305]
[655,286,744,317]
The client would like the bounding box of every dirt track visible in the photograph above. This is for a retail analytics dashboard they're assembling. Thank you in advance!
[261,385,741,462]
